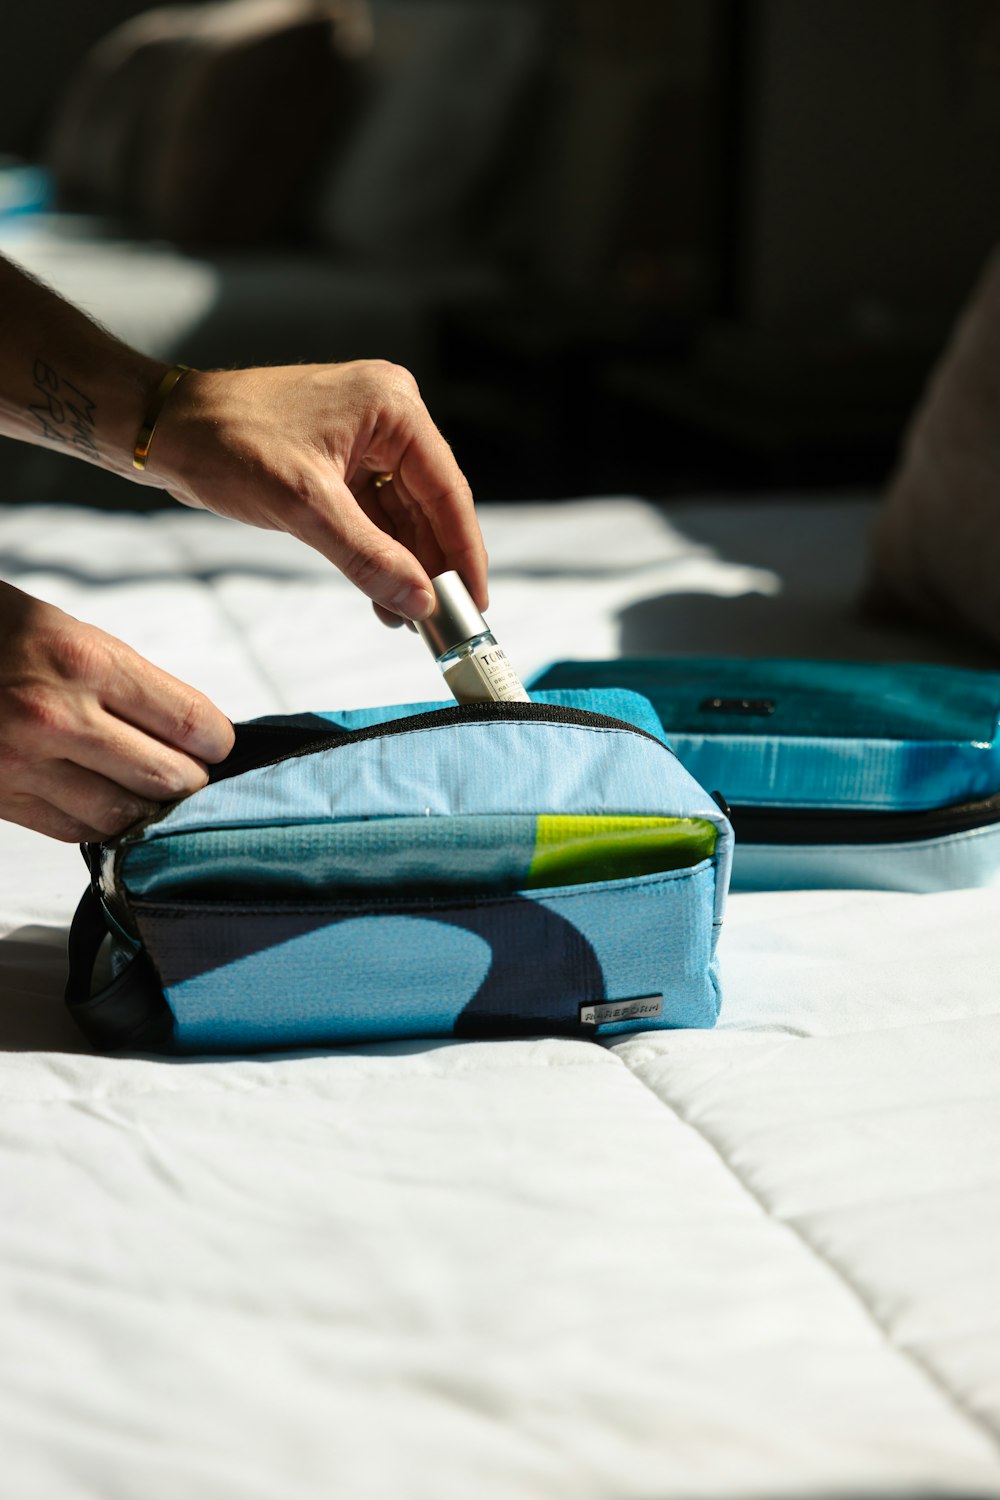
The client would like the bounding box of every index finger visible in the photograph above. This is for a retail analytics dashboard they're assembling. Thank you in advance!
[397,424,489,610]
[99,642,235,764]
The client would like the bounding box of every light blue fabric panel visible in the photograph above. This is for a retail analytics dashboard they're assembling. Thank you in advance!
[142,722,720,839]
[163,863,720,1050]
[534,862,721,1033]
[732,824,1000,895]
[122,814,542,898]
[669,732,1000,812]
[166,916,494,1050]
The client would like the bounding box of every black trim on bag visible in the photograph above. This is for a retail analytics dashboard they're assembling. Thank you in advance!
[97,702,679,912]
[208,700,672,785]
[728,791,1000,846]
[206,719,348,783]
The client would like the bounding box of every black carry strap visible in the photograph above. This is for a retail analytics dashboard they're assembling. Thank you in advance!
[65,883,174,1052]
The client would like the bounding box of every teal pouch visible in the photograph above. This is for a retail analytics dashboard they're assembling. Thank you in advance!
[530,660,1000,893]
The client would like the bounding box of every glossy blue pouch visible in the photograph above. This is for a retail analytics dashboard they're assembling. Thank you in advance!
[530,660,1000,893]
[66,690,733,1053]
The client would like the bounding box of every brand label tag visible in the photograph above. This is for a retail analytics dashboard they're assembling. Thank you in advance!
[579,994,663,1026]
[699,696,775,716]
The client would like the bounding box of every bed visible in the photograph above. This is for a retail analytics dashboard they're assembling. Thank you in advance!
[2,493,999,1499]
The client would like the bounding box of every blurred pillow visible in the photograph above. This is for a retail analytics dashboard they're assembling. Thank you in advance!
[867,247,1000,654]
[47,5,194,221]
[312,0,545,265]
[47,0,372,245]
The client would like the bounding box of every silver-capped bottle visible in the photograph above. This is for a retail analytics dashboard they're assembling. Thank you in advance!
[416,571,529,704]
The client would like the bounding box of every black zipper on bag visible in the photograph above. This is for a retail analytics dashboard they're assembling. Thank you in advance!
[210,700,673,784]
[103,705,673,859]
[95,702,678,936]
[729,792,1000,846]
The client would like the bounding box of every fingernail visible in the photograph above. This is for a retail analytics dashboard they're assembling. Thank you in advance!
[393,586,434,621]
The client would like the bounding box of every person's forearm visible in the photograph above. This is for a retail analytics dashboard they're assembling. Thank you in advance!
[0,251,486,620]
[0,252,166,480]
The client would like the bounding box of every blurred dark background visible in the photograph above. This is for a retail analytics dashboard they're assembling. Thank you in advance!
[1,0,999,505]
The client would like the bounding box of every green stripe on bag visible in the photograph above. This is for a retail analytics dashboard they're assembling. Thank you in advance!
[526,815,718,888]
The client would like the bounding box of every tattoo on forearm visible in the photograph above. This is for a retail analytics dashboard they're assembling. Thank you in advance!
[30,359,99,461]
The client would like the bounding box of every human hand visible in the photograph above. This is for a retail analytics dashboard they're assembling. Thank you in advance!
[145,361,488,627]
[0,583,235,842]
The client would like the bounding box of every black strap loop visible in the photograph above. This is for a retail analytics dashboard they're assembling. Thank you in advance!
[65,885,174,1052]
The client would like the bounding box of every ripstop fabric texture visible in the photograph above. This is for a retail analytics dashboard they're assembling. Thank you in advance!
[94,690,732,1051]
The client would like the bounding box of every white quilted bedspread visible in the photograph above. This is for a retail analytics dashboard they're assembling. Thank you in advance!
[1,495,998,1499]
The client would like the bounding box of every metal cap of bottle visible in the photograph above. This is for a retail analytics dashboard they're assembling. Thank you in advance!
[416,571,488,657]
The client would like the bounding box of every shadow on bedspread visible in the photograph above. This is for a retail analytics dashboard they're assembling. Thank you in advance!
[619,499,997,667]
[0,924,90,1052]
[618,588,996,666]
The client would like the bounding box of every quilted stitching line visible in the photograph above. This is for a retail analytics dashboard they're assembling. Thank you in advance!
[607,1044,1000,1460]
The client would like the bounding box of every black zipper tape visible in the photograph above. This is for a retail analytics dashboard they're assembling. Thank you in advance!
[99,701,674,896]
[97,702,680,927]
[730,791,1000,846]
[210,700,672,784]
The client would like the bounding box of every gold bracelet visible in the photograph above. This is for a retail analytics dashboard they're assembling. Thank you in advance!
[132,363,197,471]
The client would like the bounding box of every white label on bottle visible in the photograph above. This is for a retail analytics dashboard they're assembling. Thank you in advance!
[444,643,530,704]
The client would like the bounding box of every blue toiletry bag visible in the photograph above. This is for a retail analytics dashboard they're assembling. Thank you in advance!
[66,689,733,1053]
[530,660,1000,893]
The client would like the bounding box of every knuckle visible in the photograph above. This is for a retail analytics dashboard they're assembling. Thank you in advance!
[49,623,110,683]
[388,361,419,391]
[142,761,204,801]
[166,694,210,751]
[362,359,419,401]
[7,682,69,740]
[339,541,397,595]
[96,799,149,838]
